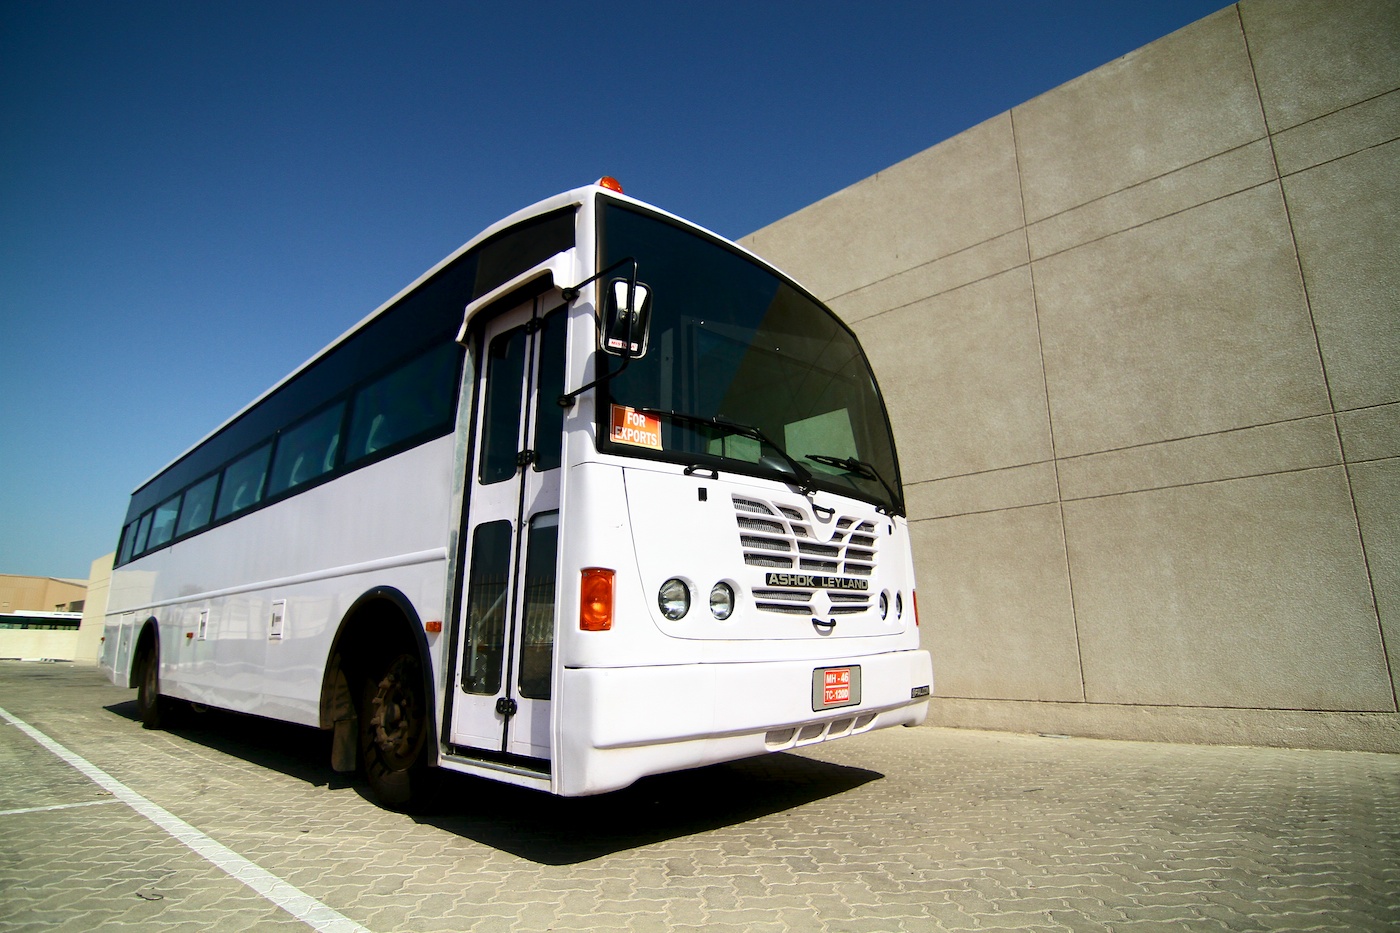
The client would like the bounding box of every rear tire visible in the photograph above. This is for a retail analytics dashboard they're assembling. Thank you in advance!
[359,651,431,810]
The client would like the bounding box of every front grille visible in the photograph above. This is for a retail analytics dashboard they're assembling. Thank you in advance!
[733,494,880,616]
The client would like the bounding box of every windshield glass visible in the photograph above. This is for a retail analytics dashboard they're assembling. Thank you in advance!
[598,199,903,513]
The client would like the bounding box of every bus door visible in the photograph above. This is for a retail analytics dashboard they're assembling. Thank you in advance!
[449,294,566,762]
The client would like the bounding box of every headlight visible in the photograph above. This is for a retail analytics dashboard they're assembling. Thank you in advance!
[709,582,734,620]
[879,590,889,620]
[896,592,904,619]
[659,578,690,620]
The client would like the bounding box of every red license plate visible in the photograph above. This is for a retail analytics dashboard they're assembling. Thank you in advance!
[812,665,861,710]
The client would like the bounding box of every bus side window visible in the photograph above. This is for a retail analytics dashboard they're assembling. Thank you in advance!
[268,402,346,497]
[176,473,219,537]
[147,493,182,550]
[479,328,528,485]
[215,443,272,520]
[131,511,153,558]
[346,343,458,462]
[117,519,140,565]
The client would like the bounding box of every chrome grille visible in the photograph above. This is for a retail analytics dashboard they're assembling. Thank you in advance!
[733,494,881,616]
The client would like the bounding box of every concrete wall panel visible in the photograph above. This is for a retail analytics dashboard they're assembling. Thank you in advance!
[1057,414,1340,500]
[1240,0,1400,132]
[1283,140,1400,411]
[1026,140,1277,261]
[912,504,1081,702]
[1271,88,1400,177]
[742,114,1022,302]
[1012,8,1262,222]
[1035,185,1329,457]
[1349,458,1400,695]
[1066,467,1391,710]
[906,462,1057,521]
[1338,401,1400,464]
[855,268,1050,482]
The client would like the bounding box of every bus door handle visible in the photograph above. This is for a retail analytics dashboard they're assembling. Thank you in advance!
[812,618,837,635]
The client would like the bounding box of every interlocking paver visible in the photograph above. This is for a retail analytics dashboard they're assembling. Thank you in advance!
[2,660,1399,932]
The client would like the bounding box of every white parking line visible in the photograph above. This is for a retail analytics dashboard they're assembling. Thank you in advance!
[0,705,371,933]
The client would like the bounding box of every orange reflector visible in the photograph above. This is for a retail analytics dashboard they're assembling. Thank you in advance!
[597,176,624,193]
[913,590,920,627]
[580,568,615,631]
[424,620,443,634]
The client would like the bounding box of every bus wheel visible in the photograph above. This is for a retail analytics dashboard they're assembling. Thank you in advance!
[360,652,429,810]
[136,640,164,730]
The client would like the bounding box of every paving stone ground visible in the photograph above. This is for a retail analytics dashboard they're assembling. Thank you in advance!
[0,660,1396,932]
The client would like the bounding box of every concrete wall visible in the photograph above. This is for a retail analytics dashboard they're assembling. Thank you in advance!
[741,0,1399,751]
[75,553,113,665]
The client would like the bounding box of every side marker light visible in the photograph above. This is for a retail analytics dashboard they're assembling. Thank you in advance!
[597,176,624,193]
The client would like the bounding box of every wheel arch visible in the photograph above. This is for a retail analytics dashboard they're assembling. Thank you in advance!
[127,616,161,689]
[318,587,436,739]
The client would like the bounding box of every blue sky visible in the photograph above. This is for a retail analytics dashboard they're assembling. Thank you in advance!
[2,0,1228,580]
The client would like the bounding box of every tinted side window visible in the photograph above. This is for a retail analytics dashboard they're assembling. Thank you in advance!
[479,328,527,485]
[347,343,459,463]
[148,494,182,550]
[473,208,575,300]
[268,403,345,497]
[117,520,140,565]
[532,309,567,473]
[176,474,219,537]
[215,443,272,520]
[132,512,153,557]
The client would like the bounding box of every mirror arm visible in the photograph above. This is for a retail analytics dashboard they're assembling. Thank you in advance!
[558,348,633,407]
[558,257,641,408]
[560,256,637,303]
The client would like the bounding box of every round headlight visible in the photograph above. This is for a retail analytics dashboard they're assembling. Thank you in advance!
[895,592,904,619]
[710,582,734,620]
[879,590,890,620]
[659,578,690,620]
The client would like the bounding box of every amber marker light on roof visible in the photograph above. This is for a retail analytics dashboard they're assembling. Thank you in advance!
[597,176,624,193]
[580,568,615,631]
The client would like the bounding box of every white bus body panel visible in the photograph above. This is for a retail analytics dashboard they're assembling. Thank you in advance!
[101,437,456,725]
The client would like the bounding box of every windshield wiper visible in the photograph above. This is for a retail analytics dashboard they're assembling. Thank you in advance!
[634,408,817,494]
[805,454,903,516]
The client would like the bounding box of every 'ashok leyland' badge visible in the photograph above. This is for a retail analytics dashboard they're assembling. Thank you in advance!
[764,572,868,591]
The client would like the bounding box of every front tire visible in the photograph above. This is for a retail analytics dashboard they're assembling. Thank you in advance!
[359,651,431,810]
[135,639,164,730]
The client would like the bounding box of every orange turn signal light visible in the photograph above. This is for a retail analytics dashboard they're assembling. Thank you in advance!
[580,568,615,631]
[913,590,920,627]
[597,176,624,193]
[424,620,443,634]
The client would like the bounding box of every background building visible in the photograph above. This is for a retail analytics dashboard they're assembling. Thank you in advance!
[0,571,88,661]
[742,0,1398,751]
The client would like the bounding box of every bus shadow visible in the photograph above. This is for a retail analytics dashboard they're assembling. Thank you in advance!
[103,700,882,864]
[416,753,882,864]
[104,700,346,789]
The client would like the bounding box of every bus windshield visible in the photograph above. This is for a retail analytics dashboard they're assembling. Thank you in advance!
[598,199,904,514]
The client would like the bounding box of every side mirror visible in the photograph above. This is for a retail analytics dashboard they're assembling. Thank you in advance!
[601,278,652,358]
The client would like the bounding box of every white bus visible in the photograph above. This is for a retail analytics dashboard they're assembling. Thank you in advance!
[101,179,932,809]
